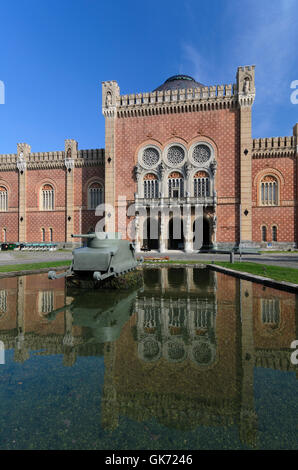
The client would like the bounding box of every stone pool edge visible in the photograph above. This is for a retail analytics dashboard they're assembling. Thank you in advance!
[1,262,297,293]
[0,265,70,279]
[207,264,298,293]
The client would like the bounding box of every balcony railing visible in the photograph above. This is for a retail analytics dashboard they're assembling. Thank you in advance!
[135,194,217,206]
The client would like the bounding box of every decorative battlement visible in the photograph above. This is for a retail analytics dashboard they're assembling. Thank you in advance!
[102,65,257,117]
[117,84,236,106]
[114,84,238,117]
[0,153,17,163]
[77,148,105,165]
[252,135,297,158]
[0,147,104,171]
[237,65,256,106]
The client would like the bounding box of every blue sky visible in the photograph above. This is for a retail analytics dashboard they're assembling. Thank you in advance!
[0,0,297,154]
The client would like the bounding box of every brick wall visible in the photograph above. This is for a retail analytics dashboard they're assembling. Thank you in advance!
[0,170,19,241]
[0,163,105,243]
[252,157,296,243]
[114,108,240,243]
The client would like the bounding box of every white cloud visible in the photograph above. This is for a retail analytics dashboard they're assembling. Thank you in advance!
[180,44,209,84]
[180,0,297,136]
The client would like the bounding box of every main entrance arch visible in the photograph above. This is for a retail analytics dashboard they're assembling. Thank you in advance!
[193,216,212,251]
[168,217,184,250]
[143,217,159,250]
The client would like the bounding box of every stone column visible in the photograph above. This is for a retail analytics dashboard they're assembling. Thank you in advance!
[159,197,166,253]
[211,215,217,249]
[101,341,119,431]
[239,279,258,447]
[102,81,120,233]
[237,66,256,248]
[184,200,192,253]
[294,124,298,247]
[14,276,29,363]
[160,267,168,293]
[64,139,77,243]
[62,300,76,367]
[17,143,30,243]
[135,212,141,251]
[185,268,194,292]
[184,162,192,196]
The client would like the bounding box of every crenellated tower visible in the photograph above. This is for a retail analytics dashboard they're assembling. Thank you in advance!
[64,139,78,242]
[237,66,256,247]
[102,81,120,233]
[17,143,31,242]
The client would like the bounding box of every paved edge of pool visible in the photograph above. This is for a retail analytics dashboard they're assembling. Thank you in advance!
[207,264,298,293]
[0,265,70,279]
[0,262,297,293]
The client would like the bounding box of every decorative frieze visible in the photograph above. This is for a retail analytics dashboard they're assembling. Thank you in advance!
[64,158,75,170]
[0,147,104,172]
[252,136,296,159]
[115,83,238,118]
[237,65,256,107]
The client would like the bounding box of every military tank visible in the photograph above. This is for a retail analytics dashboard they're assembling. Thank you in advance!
[48,232,142,284]
[45,288,138,343]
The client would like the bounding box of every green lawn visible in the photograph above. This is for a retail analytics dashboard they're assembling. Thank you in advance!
[144,259,207,264]
[259,250,298,254]
[0,260,71,273]
[144,259,298,284]
[0,258,297,284]
[210,261,298,284]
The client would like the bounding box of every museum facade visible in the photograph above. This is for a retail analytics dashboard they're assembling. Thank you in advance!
[0,65,297,251]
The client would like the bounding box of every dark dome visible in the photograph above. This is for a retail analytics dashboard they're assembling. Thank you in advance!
[154,74,205,92]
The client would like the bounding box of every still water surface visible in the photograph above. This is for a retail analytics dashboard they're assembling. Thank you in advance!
[0,267,297,450]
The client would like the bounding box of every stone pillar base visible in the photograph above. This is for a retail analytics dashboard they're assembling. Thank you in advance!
[159,242,166,254]
[184,241,193,253]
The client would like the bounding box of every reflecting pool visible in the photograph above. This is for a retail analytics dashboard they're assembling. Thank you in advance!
[0,267,297,450]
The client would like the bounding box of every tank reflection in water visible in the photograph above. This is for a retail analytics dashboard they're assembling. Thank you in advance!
[0,268,297,450]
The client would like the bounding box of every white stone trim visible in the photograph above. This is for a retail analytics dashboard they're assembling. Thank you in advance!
[138,144,162,170]
[163,142,187,169]
[188,141,214,167]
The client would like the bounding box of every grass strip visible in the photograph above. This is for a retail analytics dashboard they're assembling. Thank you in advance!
[0,260,71,273]
[0,258,297,284]
[144,259,298,284]
[211,261,298,284]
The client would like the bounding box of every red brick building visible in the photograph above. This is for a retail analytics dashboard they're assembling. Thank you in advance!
[0,65,297,250]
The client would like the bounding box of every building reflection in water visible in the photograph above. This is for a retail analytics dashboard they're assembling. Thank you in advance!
[0,268,297,447]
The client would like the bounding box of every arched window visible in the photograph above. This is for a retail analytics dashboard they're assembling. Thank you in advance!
[41,184,54,210]
[261,225,267,242]
[88,182,104,209]
[41,228,45,242]
[272,225,277,242]
[261,299,280,326]
[166,145,185,166]
[193,171,210,197]
[49,228,53,242]
[141,147,160,168]
[39,291,54,314]
[168,172,184,198]
[0,290,7,317]
[2,228,6,243]
[0,186,8,212]
[143,174,158,198]
[260,176,278,206]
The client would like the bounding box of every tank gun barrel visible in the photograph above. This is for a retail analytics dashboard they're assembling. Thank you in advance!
[71,233,95,238]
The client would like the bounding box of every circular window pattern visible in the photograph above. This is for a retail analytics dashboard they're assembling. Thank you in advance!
[167,146,185,165]
[167,341,185,361]
[192,342,214,365]
[143,338,160,360]
[193,144,211,164]
[142,147,159,167]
